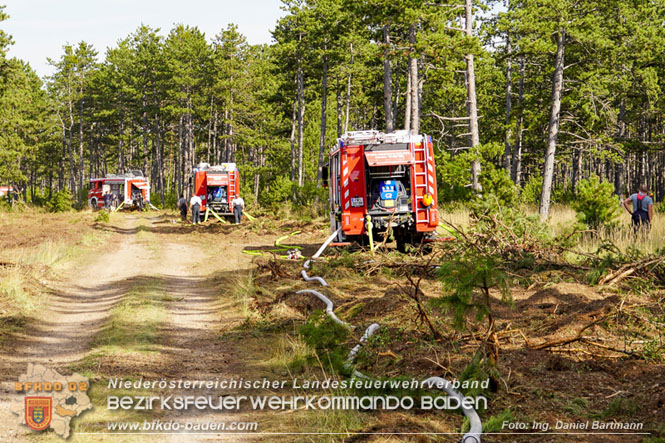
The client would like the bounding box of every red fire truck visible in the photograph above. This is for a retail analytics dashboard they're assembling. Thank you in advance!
[88,170,150,210]
[325,130,439,252]
[192,163,239,217]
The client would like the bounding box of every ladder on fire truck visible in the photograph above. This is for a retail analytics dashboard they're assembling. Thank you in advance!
[413,134,431,226]
[229,170,236,199]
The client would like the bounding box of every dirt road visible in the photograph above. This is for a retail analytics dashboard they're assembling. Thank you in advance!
[0,214,271,441]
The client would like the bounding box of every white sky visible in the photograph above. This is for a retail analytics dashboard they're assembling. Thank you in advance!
[1,0,285,78]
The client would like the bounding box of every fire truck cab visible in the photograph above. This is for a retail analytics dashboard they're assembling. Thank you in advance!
[88,170,150,210]
[192,163,239,217]
[325,130,439,252]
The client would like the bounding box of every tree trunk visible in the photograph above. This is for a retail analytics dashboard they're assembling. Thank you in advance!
[78,102,85,197]
[392,68,400,130]
[504,34,512,172]
[539,30,566,221]
[297,55,305,187]
[404,66,412,131]
[68,124,75,194]
[155,115,165,206]
[614,99,626,198]
[465,0,481,192]
[207,96,213,163]
[213,110,219,163]
[119,120,125,173]
[409,24,419,135]
[382,25,394,133]
[344,42,353,134]
[289,99,297,182]
[572,148,582,195]
[336,80,342,138]
[317,52,328,184]
[141,98,148,174]
[511,56,525,185]
[223,107,230,162]
[59,118,66,191]
[177,114,183,197]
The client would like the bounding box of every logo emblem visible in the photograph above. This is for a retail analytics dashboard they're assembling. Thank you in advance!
[25,397,52,431]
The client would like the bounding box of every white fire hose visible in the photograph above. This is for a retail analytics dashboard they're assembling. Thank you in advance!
[295,227,483,442]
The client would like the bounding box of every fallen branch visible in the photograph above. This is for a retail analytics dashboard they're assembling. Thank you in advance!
[530,313,613,350]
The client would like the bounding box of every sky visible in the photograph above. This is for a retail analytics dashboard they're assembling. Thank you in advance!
[1,0,285,78]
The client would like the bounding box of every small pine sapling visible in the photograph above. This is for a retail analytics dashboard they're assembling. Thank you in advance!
[571,175,620,231]
[435,252,511,333]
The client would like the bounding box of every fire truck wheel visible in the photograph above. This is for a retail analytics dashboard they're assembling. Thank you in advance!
[90,198,97,210]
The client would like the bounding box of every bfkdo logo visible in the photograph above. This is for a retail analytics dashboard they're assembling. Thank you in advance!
[12,363,92,439]
[25,397,52,431]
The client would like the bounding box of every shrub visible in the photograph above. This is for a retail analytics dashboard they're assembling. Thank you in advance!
[299,310,351,374]
[45,190,73,213]
[552,183,574,204]
[262,175,293,206]
[571,175,620,230]
[95,210,110,223]
[30,188,50,206]
[479,165,519,206]
[435,252,511,331]
[521,174,542,205]
[471,196,552,245]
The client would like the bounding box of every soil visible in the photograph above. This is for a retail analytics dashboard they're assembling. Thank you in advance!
[1,212,663,442]
[0,213,288,442]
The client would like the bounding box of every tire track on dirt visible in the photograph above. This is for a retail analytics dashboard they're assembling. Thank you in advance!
[0,215,154,440]
[155,232,265,442]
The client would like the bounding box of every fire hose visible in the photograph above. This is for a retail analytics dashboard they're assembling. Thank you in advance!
[297,227,482,442]
[242,231,303,259]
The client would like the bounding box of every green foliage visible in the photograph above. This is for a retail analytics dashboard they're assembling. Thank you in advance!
[520,174,542,205]
[479,165,519,206]
[292,182,327,207]
[435,252,511,331]
[95,210,110,223]
[552,183,574,204]
[571,175,620,230]
[471,196,552,246]
[594,397,639,418]
[466,409,514,433]
[299,310,351,374]
[29,188,50,207]
[45,190,73,213]
[437,152,474,202]
[262,176,293,206]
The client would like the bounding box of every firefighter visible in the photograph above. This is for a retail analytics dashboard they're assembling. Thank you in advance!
[232,194,245,224]
[103,191,111,209]
[190,194,202,224]
[177,194,188,221]
[623,184,653,233]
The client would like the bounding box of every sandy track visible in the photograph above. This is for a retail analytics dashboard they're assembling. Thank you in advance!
[0,214,271,441]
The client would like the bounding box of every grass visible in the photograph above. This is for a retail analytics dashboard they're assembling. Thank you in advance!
[228,270,260,319]
[65,276,173,439]
[0,223,108,347]
[266,333,313,374]
[439,203,665,255]
[90,277,172,355]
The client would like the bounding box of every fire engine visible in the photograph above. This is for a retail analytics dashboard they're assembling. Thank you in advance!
[192,163,240,217]
[325,130,439,252]
[88,170,150,210]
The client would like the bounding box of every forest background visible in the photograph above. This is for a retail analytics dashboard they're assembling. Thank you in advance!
[1,0,664,220]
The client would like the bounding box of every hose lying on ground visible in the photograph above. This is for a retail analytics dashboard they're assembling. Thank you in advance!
[297,227,483,443]
[242,231,304,259]
[295,289,346,327]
